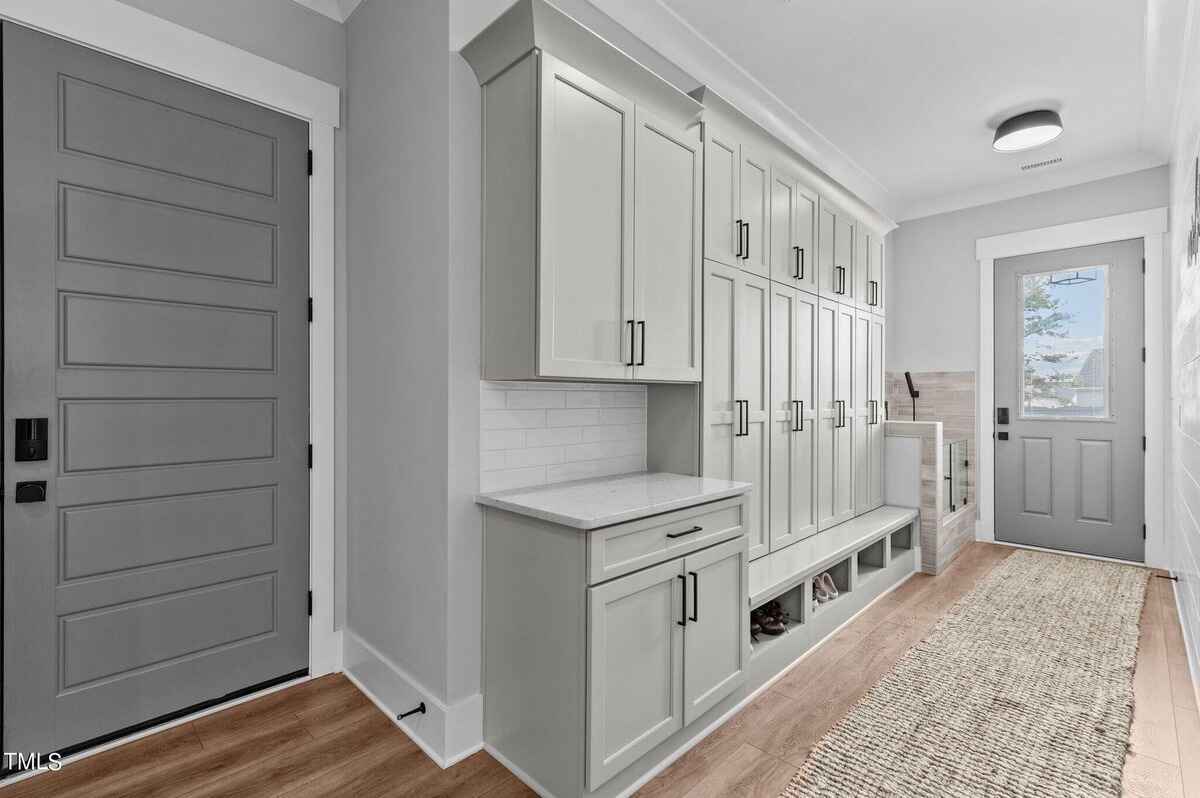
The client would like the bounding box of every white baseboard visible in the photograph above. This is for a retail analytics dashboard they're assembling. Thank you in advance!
[1168,574,1200,717]
[974,518,995,542]
[341,628,483,768]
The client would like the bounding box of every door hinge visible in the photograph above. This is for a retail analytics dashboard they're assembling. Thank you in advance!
[308,297,313,322]
[307,590,313,616]
[1142,257,1146,274]
[1142,346,1146,362]
[308,444,313,469]
[1143,435,1147,451]
[1142,523,1147,540]
[307,149,313,176]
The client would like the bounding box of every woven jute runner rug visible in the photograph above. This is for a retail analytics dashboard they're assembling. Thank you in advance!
[780,549,1149,798]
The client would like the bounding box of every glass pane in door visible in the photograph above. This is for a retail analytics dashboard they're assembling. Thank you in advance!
[1019,266,1108,418]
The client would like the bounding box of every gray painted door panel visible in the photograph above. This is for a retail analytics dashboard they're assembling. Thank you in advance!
[994,239,1143,561]
[3,23,309,752]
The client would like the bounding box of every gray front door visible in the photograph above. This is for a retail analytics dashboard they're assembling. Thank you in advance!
[994,239,1143,561]
[3,23,310,754]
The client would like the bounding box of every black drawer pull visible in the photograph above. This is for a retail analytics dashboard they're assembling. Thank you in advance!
[667,525,703,539]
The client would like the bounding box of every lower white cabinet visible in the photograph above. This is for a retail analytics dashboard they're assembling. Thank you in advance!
[587,536,747,789]
[866,312,885,509]
[769,283,818,551]
[482,495,749,797]
[817,299,856,529]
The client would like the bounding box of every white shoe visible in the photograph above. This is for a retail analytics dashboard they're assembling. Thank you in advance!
[819,572,839,600]
[813,579,832,604]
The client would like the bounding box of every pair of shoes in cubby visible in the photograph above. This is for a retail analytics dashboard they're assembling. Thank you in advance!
[811,572,839,612]
[750,600,791,641]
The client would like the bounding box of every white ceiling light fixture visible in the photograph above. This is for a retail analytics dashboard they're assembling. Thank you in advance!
[992,109,1064,152]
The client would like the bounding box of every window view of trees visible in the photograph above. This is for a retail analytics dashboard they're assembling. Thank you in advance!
[1021,269,1107,417]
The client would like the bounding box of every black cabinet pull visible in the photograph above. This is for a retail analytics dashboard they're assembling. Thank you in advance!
[742,400,750,436]
[835,399,846,428]
[677,574,688,627]
[689,571,699,622]
[667,525,703,539]
[792,399,805,432]
[869,399,879,425]
[868,280,879,306]
[637,321,646,366]
[836,266,846,295]
[741,221,750,260]
[735,219,744,258]
[795,246,805,280]
[626,320,635,366]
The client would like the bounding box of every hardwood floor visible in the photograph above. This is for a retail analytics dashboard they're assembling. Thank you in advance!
[0,542,1194,798]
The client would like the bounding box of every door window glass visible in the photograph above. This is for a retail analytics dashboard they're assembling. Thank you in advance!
[1020,265,1109,418]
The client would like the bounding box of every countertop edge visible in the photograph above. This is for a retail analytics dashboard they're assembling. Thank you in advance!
[475,483,751,530]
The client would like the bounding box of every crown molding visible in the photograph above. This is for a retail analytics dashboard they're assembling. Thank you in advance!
[291,0,362,23]
[585,0,901,222]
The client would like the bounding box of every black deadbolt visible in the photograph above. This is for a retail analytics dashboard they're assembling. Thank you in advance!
[996,407,1010,425]
[14,481,46,503]
[15,418,48,462]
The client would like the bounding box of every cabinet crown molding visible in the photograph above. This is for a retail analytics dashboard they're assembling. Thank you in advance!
[460,0,702,127]
[692,86,896,236]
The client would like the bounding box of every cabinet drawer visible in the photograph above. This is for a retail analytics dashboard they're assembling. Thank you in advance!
[587,497,745,584]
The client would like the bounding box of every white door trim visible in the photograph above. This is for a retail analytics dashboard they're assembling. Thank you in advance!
[975,207,1169,567]
[0,0,343,676]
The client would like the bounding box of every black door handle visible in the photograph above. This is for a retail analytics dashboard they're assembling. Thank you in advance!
[735,219,744,258]
[689,571,699,622]
[637,321,646,366]
[666,525,703,539]
[14,480,46,503]
[677,574,688,627]
[626,320,635,367]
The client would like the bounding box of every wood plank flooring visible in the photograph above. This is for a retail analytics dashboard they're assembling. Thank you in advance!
[0,542,1193,798]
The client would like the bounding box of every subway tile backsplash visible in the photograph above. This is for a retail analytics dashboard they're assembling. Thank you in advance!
[479,381,647,492]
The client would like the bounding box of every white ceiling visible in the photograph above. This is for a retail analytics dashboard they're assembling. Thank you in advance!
[649,0,1180,219]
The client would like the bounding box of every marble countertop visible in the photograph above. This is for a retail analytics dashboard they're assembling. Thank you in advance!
[475,471,752,530]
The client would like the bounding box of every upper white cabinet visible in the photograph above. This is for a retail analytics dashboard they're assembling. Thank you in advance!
[633,109,703,382]
[852,225,871,309]
[470,43,703,383]
[538,55,636,380]
[770,167,818,295]
[703,126,770,277]
[868,233,885,314]
[818,198,856,302]
[702,262,771,560]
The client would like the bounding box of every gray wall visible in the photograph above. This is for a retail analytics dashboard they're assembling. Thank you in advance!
[887,166,1169,374]
[346,0,453,699]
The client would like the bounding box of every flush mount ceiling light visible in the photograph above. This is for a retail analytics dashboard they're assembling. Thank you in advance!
[992,109,1063,152]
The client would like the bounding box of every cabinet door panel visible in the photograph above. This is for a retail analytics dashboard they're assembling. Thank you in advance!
[853,224,870,309]
[833,302,856,523]
[853,310,871,514]
[817,201,836,300]
[868,314,885,509]
[793,291,819,539]
[834,214,854,302]
[815,300,836,529]
[538,56,634,379]
[634,112,701,382]
[770,284,798,551]
[869,235,885,315]
[737,272,771,560]
[703,262,738,485]
[739,146,770,277]
[770,168,797,285]
[683,537,748,724]
[703,127,739,267]
[795,185,818,296]
[587,559,684,790]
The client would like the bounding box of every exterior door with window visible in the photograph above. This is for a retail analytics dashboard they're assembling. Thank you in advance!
[994,239,1144,561]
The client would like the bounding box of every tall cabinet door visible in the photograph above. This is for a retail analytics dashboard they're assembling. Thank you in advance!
[702,262,770,560]
[852,224,871,309]
[853,309,871,514]
[736,272,772,559]
[703,126,740,267]
[587,559,684,790]
[771,284,818,550]
[794,184,819,296]
[738,145,770,277]
[538,54,634,379]
[817,299,855,529]
[769,168,799,286]
[633,111,702,382]
[817,200,855,301]
[682,536,748,725]
[867,314,886,509]
[868,234,885,314]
